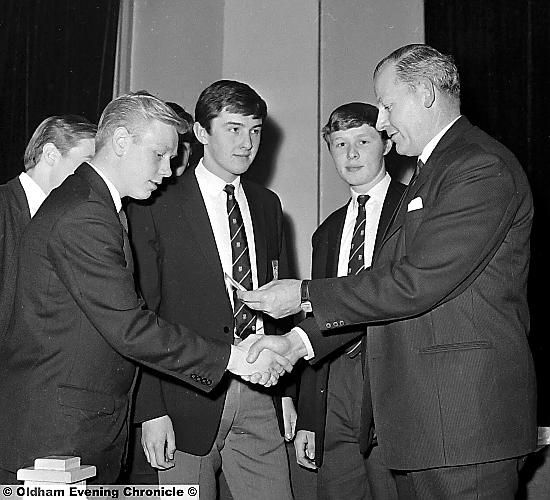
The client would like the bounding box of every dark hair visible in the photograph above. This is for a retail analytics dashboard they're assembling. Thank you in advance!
[24,115,97,171]
[195,80,267,133]
[165,101,197,171]
[374,44,460,102]
[96,91,185,151]
[322,102,388,147]
[165,101,195,144]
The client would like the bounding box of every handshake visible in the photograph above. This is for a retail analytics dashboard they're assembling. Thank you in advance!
[228,330,308,387]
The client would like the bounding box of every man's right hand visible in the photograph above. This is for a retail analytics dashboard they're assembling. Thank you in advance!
[141,415,176,470]
[294,429,317,469]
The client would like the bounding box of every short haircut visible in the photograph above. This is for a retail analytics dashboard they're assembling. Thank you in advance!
[322,102,388,147]
[195,80,267,133]
[23,115,97,171]
[95,91,185,151]
[374,44,460,102]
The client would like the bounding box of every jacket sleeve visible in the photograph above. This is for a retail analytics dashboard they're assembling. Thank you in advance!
[304,151,532,360]
[126,201,168,421]
[48,200,231,392]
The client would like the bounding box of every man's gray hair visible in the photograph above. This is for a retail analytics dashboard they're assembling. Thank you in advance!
[374,44,460,101]
[95,91,185,150]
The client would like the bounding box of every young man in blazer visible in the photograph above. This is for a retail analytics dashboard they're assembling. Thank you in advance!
[294,103,402,500]
[242,44,536,499]
[0,92,287,485]
[0,115,96,342]
[127,81,294,500]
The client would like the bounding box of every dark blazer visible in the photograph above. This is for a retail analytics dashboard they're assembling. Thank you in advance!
[0,176,30,340]
[301,117,537,470]
[296,179,405,466]
[127,166,292,456]
[0,164,230,482]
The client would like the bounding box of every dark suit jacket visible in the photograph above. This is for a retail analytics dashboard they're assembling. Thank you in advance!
[127,167,292,456]
[0,176,30,340]
[296,179,405,467]
[300,117,537,470]
[0,164,230,482]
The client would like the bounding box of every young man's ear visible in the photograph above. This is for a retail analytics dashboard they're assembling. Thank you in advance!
[41,143,61,166]
[112,127,132,157]
[193,122,209,146]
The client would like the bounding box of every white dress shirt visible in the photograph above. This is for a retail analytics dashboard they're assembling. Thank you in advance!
[18,172,46,217]
[337,173,391,277]
[195,160,264,336]
[418,115,461,164]
[295,172,391,359]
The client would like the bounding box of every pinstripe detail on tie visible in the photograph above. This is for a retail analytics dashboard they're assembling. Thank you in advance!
[346,194,369,357]
[224,184,256,340]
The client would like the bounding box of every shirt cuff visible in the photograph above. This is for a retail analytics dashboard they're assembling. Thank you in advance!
[292,327,314,360]
[226,345,242,372]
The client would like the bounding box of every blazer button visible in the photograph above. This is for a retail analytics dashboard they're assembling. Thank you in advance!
[332,321,339,327]
[326,323,332,328]
[191,374,197,380]
[339,320,345,326]
[223,326,230,333]
[206,380,212,386]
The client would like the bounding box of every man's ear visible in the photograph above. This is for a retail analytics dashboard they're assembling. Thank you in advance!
[418,77,436,108]
[41,143,61,166]
[193,121,209,145]
[382,138,393,156]
[112,126,131,156]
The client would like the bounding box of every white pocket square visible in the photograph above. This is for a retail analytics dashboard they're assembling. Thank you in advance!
[407,197,423,212]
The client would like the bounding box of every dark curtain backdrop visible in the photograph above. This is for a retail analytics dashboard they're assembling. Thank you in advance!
[425,0,550,423]
[0,0,119,183]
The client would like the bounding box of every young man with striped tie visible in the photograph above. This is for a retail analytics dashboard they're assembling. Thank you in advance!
[294,103,404,500]
[127,80,294,500]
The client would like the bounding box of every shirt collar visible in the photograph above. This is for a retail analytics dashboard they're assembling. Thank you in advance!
[195,158,242,196]
[349,171,391,207]
[19,172,47,217]
[418,115,462,164]
[88,162,122,212]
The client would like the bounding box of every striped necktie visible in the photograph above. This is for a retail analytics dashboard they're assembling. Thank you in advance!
[347,195,370,276]
[224,184,256,340]
[345,194,369,358]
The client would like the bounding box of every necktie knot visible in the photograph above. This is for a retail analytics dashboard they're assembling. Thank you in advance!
[416,159,424,176]
[357,194,369,209]
[224,184,235,198]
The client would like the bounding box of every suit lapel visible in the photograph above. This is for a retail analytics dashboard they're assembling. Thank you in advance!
[242,182,268,286]
[326,204,348,278]
[77,164,134,270]
[379,117,472,248]
[177,171,226,283]
[373,180,406,262]
[8,177,31,227]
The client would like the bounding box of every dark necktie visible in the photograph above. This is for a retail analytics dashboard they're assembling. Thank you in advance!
[347,194,370,276]
[409,158,423,186]
[118,208,128,232]
[346,194,369,357]
[118,208,132,271]
[224,184,256,340]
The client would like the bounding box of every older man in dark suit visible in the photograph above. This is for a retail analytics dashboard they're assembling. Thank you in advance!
[0,92,289,485]
[242,44,536,499]
[0,115,96,341]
